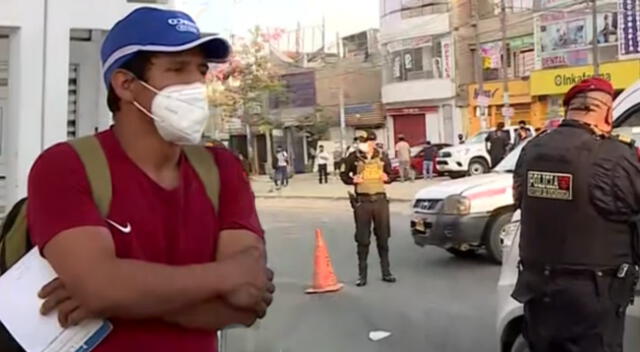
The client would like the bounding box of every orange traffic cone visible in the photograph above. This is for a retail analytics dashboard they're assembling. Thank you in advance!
[305,229,344,294]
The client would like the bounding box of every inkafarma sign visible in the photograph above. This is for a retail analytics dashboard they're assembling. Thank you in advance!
[530,60,640,96]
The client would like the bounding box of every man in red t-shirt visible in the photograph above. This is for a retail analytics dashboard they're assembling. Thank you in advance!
[26,7,273,352]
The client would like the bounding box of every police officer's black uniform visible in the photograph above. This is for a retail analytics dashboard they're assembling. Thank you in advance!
[340,131,396,287]
[513,119,640,352]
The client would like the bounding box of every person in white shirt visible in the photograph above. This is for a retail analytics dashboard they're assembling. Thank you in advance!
[316,145,330,184]
[395,135,412,182]
[274,146,289,188]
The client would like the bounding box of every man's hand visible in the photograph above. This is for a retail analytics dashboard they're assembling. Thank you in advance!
[353,175,364,184]
[381,173,389,182]
[218,248,274,314]
[39,278,94,328]
[224,268,275,318]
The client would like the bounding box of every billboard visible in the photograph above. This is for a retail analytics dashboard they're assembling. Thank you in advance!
[535,4,618,68]
[619,0,640,58]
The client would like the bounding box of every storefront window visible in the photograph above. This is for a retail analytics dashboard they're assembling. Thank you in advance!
[481,36,535,81]
[386,35,450,83]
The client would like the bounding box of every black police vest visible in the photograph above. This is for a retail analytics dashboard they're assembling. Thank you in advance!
[520,126,633,268]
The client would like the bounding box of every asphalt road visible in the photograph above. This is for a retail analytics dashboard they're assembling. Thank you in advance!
[221,200,502,352]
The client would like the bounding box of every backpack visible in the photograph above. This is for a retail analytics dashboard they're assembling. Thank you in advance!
[0,135,220,352]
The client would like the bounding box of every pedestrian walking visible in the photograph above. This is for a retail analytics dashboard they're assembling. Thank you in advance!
[422,141,438,179]
[512,77,640,352]
[316,145,330,184]
[274,146,289,188]
[395,135,412,182]
[340,130,396,287]
[485,122,510,168]
[333,148,343,178]
[21,7,274,352]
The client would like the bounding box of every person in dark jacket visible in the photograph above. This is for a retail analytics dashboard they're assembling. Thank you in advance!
[485,122,510,167]
[512,77,640,352]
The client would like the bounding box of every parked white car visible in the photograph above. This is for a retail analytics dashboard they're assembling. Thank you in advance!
[437,126,535,178]
[410,142,527,263]
[497,80,640,352]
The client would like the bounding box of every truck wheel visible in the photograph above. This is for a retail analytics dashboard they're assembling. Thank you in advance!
[485,212,513,264]
[468,158,489,176]
[446,248,479,258]
[511,335,530,352]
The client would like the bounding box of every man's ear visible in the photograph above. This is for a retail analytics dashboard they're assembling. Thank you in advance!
[110,70,137,104]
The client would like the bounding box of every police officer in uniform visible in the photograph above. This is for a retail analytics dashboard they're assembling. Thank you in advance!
[512,77,640,352]
[340,130,396,287]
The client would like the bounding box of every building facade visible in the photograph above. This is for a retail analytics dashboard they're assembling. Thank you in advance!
[457,0,636,136]
[0,0,174,211]
[379,0,463,154]
[530,0,636,119]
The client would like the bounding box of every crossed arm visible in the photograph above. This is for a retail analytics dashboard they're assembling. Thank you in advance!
[39,227,273,330]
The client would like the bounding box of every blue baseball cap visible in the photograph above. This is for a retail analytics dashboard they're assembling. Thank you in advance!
[101,7,231,87]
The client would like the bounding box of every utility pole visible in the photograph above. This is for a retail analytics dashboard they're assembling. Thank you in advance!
[322,16,326,53]
[591,0,600,75]
[336,31,346,155]
[296,22,301,54]
[473,0,488,130]
[500,0,511,126]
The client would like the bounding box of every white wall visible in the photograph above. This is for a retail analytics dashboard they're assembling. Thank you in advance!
[380,13,450,44]
[0,0,46,206]
[0,0,169,207]
[43,1,170,148]
[382,79,456,104]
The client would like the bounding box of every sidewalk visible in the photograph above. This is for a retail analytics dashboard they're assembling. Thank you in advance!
[251,173,446,202]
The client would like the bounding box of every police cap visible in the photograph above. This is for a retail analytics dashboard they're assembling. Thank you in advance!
[563,77,615,107]
[356,130,377,142]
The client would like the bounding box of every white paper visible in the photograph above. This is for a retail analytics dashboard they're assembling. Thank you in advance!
[368,330,391,341]
[0,248,111,352]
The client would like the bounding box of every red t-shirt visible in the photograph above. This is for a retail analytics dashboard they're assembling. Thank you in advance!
[27,129,264,352]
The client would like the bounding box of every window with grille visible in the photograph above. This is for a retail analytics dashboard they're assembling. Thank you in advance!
[67,64,78,139]
[0,61,7,88]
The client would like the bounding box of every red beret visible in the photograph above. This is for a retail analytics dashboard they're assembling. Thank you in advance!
[563,77,614,106]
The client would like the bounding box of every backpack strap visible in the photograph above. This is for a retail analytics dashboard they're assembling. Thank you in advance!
[183,145,220,214]
[0,198,28,273]
[68,136,112,218]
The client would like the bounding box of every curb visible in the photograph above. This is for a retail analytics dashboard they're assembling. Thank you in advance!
[254,194,413,203]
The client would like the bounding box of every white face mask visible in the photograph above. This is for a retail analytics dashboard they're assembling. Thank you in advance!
[358,142,369,153]
[133,81,209,145]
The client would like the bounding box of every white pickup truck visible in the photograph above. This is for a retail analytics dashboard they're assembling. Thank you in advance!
[437,126,535,178]
[410,142,526,263]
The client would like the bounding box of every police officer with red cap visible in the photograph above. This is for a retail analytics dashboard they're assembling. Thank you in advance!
[512,77,640,351]
[340,130,396,287]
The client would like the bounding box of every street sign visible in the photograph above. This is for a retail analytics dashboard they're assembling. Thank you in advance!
[501,106,515,117]
[477,95,490,107]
